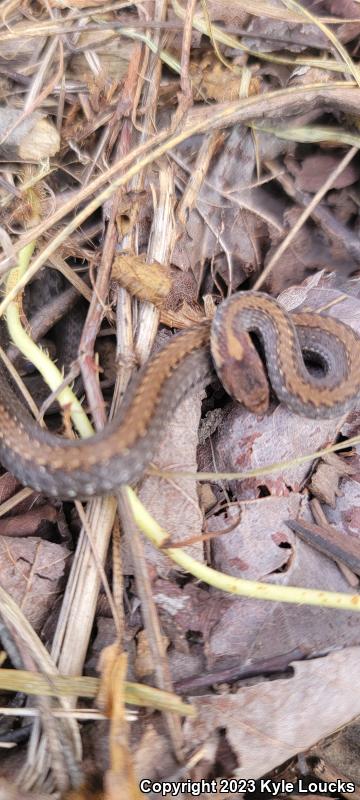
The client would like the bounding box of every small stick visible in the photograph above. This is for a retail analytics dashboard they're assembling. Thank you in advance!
[286,518,360,576]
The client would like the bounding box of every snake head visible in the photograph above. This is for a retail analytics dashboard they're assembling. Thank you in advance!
[211,326,270,414]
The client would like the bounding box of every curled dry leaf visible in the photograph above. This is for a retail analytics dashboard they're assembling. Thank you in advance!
[190,53,261,102]
[0,109,59,160]
[308,453,356,508]
[112,254,172,306]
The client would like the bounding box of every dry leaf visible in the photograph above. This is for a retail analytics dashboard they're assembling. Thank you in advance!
[0,506,58,537]
[286,153,360,193]
[209,398,337,498]
[133,725,177,787]
[206,495,360,667]
[173,127,284,279]
[327,470,360,542]
[190,54,261,102]
[112,254,172,305]
[0,110,59,160]
[0,536,71,630]
[183,648,360,779]
[308,453,356,508]
[266,208,337,294]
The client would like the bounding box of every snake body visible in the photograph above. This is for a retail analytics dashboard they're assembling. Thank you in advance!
[1,291,359,500]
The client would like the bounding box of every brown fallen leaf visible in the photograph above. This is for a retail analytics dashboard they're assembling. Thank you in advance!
[172,126,285,281]
[151,576,229,682]
[208,397,337,499]
[0,536,71,630]
[265,206,344,294]
[286,152,360,193]
[308,452,356,508]
[0,506,58,537]
[206,494,360,667]
[159,267,204,328]
[67,28,134,86]
[133,724,179,791]
[183,647,360,780]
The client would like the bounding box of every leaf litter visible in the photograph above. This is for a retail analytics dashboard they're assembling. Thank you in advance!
[1,0,360,797]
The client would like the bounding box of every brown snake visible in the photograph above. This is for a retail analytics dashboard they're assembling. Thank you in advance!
[1,291,360,500]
